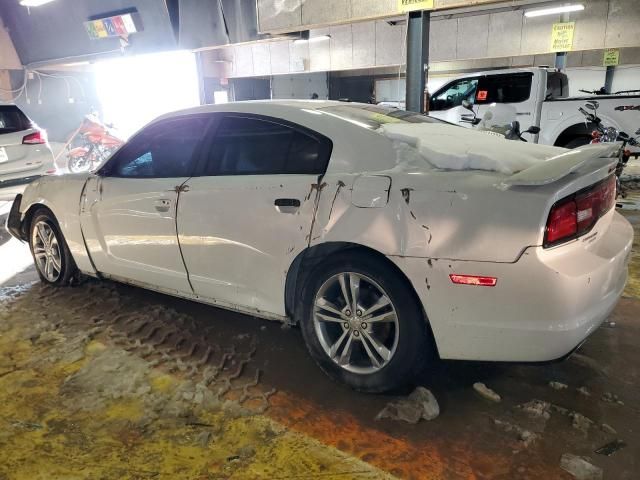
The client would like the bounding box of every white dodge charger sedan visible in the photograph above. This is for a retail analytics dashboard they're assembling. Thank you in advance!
[6,101,633,392]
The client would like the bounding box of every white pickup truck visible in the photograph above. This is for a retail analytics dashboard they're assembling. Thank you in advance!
[427,67,640,148]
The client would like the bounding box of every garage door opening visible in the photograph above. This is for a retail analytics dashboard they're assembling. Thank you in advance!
[95,50,200,138]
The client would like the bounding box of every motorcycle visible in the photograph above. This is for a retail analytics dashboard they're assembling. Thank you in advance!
[66,114,124,173]
[461,100,540,141]
[578,100,640,198]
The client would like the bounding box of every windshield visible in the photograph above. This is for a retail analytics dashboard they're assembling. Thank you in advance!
[317,104,448,130]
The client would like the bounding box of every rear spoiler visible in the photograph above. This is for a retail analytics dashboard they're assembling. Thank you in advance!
[502,144,620,186]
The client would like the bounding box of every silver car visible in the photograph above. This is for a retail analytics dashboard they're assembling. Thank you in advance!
[0,105,55,187]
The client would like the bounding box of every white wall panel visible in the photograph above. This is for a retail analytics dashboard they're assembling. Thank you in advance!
[302,0,350,26]
[330,24,353,70]
[270,41,291,74]
[429,19,457,62]
[234,45,254,77]
[487,11,523,58]
[252,43,272,76]
[375,20,405,66]
[257,0,302,32]
[456,15,489,60]
[309,28,331,71]
[352,21,376,68]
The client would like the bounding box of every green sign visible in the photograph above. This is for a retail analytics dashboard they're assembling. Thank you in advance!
[603,49,620,67]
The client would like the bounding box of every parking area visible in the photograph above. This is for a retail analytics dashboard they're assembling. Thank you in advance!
[2,1,640,479]
[1,187,639,478]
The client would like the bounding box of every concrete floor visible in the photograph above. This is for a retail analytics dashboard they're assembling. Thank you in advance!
[0,190,638,479]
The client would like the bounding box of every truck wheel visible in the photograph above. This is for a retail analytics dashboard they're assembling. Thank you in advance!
[563,136,591,149]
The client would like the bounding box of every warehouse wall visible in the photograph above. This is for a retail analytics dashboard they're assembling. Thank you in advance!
[256,0,541,33]
[216,0,640,79]
[0,17,21,103]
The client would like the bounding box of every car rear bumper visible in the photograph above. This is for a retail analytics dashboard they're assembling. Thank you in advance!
[5,193,25,242]
[390,210,633,362]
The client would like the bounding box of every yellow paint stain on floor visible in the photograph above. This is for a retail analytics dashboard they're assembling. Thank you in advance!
[621,208,640,299]
[0,311,393,480]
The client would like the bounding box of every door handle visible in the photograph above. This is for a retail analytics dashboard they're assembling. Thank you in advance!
[274,198,300,213]
[154,199,171,212]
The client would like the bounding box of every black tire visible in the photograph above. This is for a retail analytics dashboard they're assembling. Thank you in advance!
[563,136,592,149]
[29,208,78,286]
[299,251,432,393]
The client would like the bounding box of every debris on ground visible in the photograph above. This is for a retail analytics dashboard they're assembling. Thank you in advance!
[601,392,624,405]
[577,386,591,397]
[518,399,552,420]
[493,419,537,447]
[549,381,568,390]
[473,382,501,403]
[600,423,617,435]
[570,412,594,434]
[560,453,603,480]
[595,439,626,456]
[375,387,440,423]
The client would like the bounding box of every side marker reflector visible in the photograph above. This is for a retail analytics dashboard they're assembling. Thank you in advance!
[449,274,497,287]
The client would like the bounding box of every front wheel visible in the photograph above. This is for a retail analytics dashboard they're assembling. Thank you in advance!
[300,251,432,393]
[29,209,78,285]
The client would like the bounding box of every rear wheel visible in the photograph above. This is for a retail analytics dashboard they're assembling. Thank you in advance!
[300,251,431,392]
[29,209,78,285]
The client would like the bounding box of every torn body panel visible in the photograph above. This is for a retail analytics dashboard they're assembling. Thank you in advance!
[14,173,97,275]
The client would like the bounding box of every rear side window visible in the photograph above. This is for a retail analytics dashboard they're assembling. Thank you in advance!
[0,106,30,134]
[203,116,329,176]
[106,115,209,178]
[475,73,533,104]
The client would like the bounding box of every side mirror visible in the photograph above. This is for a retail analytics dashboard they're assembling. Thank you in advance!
[586,100,599,110]
[510,120,521,132]
[462,99,474,112]
[526,126,541,135]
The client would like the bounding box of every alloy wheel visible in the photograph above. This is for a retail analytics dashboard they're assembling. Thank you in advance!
[32,220,63,282]
[313,272,400,374]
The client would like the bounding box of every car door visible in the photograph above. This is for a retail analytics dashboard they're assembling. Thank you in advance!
[80,114,211,293]
[474,73,536,133]
[428,77,480,127]
[177,113,332,317]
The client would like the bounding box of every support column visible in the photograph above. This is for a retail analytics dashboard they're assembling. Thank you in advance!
[604,66,615,94]
[405,10,430,113]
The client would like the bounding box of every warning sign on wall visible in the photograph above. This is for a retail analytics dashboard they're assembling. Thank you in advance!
[603,49,620,67]
[398,0,434,12]
[550,22,575,52]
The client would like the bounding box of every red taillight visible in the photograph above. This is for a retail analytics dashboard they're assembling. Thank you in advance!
[544,176,616,247]
[22,130,47,145]
[546,200,577,244]
[449,274,497,287]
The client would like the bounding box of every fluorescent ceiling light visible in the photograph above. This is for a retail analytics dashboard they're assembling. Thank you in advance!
[19,0,56,6]
[524,3,584,17]
[294,35,331,44]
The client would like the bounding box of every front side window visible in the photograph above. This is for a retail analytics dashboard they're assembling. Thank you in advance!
[475,73,533,104]
[429,78,479,111]
[106,115,209,178]
[204,116,328,176]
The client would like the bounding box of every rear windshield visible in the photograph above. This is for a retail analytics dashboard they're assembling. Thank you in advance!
[317,104,447,130]
[0,106,31,134]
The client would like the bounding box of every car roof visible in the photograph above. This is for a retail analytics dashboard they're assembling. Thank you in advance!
[158,99,366,120]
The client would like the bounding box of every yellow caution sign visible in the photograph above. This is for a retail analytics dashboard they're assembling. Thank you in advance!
[550,22,575,52]
[603,48,620,67]
[398,0,434,13]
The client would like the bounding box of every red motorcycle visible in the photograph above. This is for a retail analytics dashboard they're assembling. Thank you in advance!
[66,114,124,173]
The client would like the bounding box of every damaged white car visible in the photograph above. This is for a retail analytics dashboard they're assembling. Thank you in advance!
[6,101,633,392]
